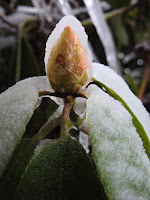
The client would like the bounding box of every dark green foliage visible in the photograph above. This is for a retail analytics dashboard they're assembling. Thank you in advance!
[21,37,40,80]
[107,0,131,9]
[15,136,107,200]
[0,139,39,200]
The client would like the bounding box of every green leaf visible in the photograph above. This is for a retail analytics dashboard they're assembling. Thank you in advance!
[0,76,52,176]
[7,13,36,26]
[125,73,139,96]
[21,37,40,79]
[91,63,150,159]
[86,85,150,200]
[15,136,107,200]
[15,17,37,82]
[113,16,129,47]
[94,81,150,158]
[0,138,52,199]
[107,0,130,9]
[0,139,39,199]
[0,36,15,50]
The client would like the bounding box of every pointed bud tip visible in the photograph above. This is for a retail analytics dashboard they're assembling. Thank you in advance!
[46,20,90,94]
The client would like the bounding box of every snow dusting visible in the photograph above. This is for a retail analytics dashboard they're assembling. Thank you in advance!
[79,131,90,154]
[44,15,92,83]
[86,85,150,200]
[74,97,86,115]
[0,76,52,176]
[92,62,150,140]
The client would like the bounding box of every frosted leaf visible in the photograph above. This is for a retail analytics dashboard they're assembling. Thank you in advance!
[17,6,40,14]
[74,97,86,115]
[92,62,150,140]
[29,76,64,105]
[73,84,99,115]
[85,83,100,95]
[73,84,100,115]
[6,13,36,25]
[0,76,52,176]
[46,96,64,105]
[78,119,89,135]
[34,98,42,110]
[86,88,150,200]
[21,76,53,91]
[44,15,92,85]
[79,131,90,154]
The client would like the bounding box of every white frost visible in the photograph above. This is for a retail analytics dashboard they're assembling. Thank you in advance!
[74,97,86,115]
[86,85,150,200]
[57,0,72,15]
[92,62,150,140]
[0,76,52,176]
[79,131,90,154]
[6,13,36,25]
[20,76,53,91]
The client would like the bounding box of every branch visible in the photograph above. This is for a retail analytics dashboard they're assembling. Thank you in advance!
[60,97,75,137]
[82,2,140,26]
[0,14,17,29]
[105,2,139,20]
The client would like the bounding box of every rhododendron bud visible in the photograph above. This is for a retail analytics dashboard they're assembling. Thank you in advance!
[44,15,92,94]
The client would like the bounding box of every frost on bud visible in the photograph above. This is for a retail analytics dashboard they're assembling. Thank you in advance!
[44,15,92,94]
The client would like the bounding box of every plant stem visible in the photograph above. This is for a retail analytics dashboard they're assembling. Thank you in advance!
[138,61,150,101]
[105,2,139,20]
[0,14,17,28]
[82,2,139,26]
[32,116,61,141]
[60,97,75,137]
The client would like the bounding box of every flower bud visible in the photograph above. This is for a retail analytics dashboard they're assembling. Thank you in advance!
[45,16,92,94]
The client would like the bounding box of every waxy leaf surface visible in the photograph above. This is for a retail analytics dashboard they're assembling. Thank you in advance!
[16,136,107,200]
[0,76,52,176]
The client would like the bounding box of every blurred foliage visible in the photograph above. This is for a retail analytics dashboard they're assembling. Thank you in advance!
[0,0,150,133]
[107,0,131,9]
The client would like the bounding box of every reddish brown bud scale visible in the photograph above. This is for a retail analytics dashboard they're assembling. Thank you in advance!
[46,25,89,94]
